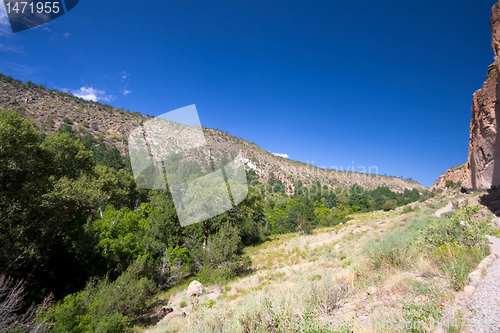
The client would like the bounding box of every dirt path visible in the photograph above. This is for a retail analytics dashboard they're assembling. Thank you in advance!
[434,202,455,217]
[467,235,500,332]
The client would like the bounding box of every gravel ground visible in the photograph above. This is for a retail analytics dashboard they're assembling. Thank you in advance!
[434,202,453,217]
[467,235,500,333]
[434,199,464,217]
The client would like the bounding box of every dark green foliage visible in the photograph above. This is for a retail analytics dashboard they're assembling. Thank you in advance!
[57,123,75,137]
[0,112,97,290]
[92,142,107,163]
[193,223,251,284]
[0,91,427,332]
[99,148,125,171]
[46,258,154,333]
[273,180,286,193]
[382,199,398,211]
[80,134,96,150]
[246,168,260,186]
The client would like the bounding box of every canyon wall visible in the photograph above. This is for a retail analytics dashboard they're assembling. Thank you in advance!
[467,1,500,190]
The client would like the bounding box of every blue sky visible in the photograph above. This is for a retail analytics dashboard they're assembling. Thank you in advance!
[0,0,497,187]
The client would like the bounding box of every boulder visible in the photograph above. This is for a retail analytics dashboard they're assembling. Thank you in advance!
[186,280,205,297]
[159,306,173,318]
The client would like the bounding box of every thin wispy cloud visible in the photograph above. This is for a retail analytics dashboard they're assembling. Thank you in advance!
[0,60,35,75]
[272,153,289,158]
[0,4,11,35]
[63,32,70,38]
[123,88,131,96]
[121,71,129,79]
[72,86,116,102]
[0,43,23,54]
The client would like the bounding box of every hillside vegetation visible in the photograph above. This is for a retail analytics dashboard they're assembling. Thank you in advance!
[0,111,434,332]
[0,74,425,194]
[0,74,460,333]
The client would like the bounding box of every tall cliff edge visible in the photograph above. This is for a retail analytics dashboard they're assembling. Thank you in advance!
[467,1,500,190]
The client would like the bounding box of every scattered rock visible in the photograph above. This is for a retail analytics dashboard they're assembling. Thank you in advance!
[159,306,173,318]
[165,309,185,319]
[333,244,340,251]
[205,291,221,302]
[186,280,205,297]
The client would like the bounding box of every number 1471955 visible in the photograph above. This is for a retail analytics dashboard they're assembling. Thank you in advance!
[5,1,61,14]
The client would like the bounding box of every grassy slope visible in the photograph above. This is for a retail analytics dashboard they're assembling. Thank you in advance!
[146,190,497,333]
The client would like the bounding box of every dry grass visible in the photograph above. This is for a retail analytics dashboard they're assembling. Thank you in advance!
[143,194,492,333]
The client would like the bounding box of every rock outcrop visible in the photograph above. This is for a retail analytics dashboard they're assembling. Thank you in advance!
[467,1,500,189]
[430,163,468,190]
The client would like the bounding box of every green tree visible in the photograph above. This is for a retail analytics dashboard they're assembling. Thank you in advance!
[0,111,119,301]
[100,148,125,171]
[192,223,251,283]
[382,199,398,211]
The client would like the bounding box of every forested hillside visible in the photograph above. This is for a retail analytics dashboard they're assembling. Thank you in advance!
[0,74,426,194]
[0,110,434,332]
[0,74,434,332]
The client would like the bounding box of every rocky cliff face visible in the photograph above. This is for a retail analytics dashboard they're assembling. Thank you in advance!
[467,1,500,190]
[431,163,468,190]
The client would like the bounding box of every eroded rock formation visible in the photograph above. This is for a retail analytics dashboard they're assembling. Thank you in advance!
[467,1,500,190]
[430,163,468,190]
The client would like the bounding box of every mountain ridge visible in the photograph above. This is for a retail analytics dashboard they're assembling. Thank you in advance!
[0,75,426,193]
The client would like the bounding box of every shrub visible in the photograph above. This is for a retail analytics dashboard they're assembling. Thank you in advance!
[418,206,489,249]
[179,301,187,308]
[201,299,216,308]
[224,286,231,292]
[365,229,418,269]
[193,223,251,284]
[95,258,156,319]
[0,275,52,332]
[382,199,398,211]
[47,258,155,332]
[432,244,488,291]
[402,205,413,214]
[418,206,491,290]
